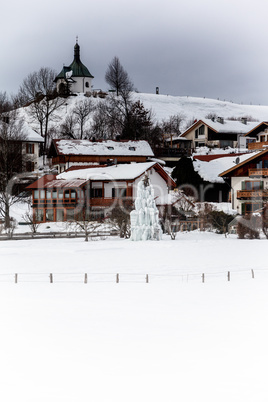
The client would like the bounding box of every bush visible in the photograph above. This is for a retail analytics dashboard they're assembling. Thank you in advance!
[237,215,260,239]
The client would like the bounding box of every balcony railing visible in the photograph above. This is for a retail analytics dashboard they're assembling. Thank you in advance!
[248,168,268,177]
[248,141,268,150]
[89,197,133,207]
[237,190,268,199]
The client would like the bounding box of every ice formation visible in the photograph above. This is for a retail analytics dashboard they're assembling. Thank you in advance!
[130,174,162,241]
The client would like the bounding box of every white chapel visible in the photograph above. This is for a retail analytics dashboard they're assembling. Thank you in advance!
[54,40,94,95]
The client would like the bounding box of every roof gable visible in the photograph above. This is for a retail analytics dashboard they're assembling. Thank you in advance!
[219,149,268,177]
[181,118,261,137]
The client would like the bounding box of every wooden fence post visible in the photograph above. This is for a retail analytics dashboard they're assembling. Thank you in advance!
[15,273,18,284]
[251,269,255,279]
[84,273,88,284]
[116,273,119,283]
[227,271,230,282]
[146,274,149,283]
[50,273,53,283]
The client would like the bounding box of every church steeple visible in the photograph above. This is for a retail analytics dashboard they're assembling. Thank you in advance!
[74,37,80,62]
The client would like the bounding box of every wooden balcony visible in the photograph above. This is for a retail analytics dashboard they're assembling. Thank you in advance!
[237,190,268,199]
[89,197,133,207]
[248,141,268,150]
[248,168,268,177]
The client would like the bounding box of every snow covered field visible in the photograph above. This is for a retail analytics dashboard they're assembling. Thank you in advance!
[0,232,268,401]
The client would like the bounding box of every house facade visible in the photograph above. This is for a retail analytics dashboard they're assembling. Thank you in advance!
[48,139,155,173]
[26,162,176,223]
[243,121,268,150]
[22,124,44,172]
[54,41,94,95]
[180,118,260,149]
[219,149,268,214]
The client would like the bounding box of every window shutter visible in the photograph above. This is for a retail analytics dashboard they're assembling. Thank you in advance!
[260,181,264,190]
[241,181,245,190]
[242,203,245,215]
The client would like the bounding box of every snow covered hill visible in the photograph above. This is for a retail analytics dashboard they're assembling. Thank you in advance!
[21,92,268,135]
[133,93,268,129]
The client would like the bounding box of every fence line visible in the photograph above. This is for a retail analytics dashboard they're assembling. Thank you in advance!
[0,268,266,284]
[0,230,119,241]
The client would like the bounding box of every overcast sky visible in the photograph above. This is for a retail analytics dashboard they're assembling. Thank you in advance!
[2,0,268,105]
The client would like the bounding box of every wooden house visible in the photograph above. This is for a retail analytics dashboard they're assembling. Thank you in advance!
[219,149,268,214]
[180,118,260,149]
[26,162,176,223]
[48,139,155,173]
[243,121,268,150]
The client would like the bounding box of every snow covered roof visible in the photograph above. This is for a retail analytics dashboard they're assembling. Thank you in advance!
[58,162,158,181]
[201,118,259,134]
[58,162,176,187]
[22,122,44,143]
[219,148,268,177]
[181,118,260,137]
[193,152,259,183]
[51,139,154,157]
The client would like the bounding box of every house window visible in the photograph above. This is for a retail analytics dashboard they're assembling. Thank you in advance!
[199,125,204,136]
[71,190,76,199]
[63,189,77,202]
[243,181,263,190]
[66,209,74,221]
[107,146,114,150]
[242,203,263,214]
[46,209,54,222]
[26,143,35,154]
[35,208,44,222]
[46,190,52,201]
[26,161,35,172]
[34,190,39,199]
[56,209,64,222]
[112,188,127,198]
[195,125,205,139]
[85,82,89,88]
[90,188,103,198]
[129,146,136,151]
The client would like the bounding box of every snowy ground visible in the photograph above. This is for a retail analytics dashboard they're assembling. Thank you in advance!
[0,232,268,402]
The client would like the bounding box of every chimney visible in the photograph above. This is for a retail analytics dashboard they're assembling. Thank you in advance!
[241,117,247,125]
[156,87,159,95]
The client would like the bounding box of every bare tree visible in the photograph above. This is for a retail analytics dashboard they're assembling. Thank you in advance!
[73,211,103,241]
[161,113,185,143]
[91,101,120,139]
[22,200,40,234]
[59,114,78,139]
[19,67,65,155]
[72,98,94,139]
[105,56,134,96]
[0,97,29,229]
